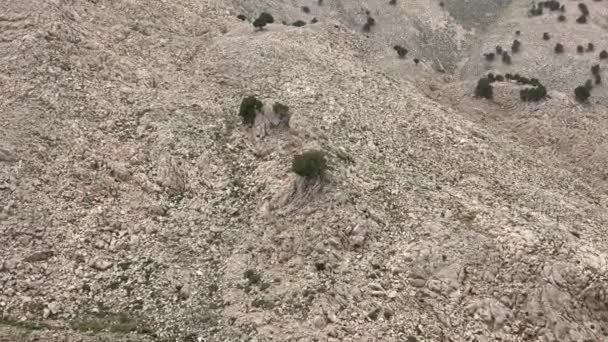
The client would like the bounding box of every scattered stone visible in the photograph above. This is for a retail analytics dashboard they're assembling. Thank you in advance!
[24,250,54,262]
[90,259,113,271]
[313,315,327,329]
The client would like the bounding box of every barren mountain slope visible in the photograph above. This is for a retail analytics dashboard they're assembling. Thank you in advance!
[444,0,608,193]
[1,1,607,342]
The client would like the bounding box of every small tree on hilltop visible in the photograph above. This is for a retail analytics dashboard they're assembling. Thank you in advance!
[574,85,590,102]
[239,96,263,126]
[292,150,327,179]
[475,77,493,99]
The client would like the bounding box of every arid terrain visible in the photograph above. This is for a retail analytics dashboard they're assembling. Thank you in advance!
[1,0,607,341]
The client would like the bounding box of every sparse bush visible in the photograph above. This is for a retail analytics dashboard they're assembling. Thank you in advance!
[311,17,318,23]
[272,102,289,117]
[496,74,505,81]
[362,22,371,32]
[414,58,420,64]
[394,45,408,58]
[512,40,521,53]
[237,14,247,21]
[585,79,594,90]
[502,51,512,64]
[515,30,521,35]
[318,0,323,5]
[554,43,564,53]
[577,45,584,53]
[484,52,495,61]
[301,6,310,13]
[292,20,306,27]
[292,150,327,179]
[591,64,600,76]
[474,77,493,99]
[595,74,602,85]
[239,96,263,126]
[558,14,566,22]
[600,50,608,59]
[541,0,561,11]
[576,14,587,23]
[272,102,290,126]
[367,16,376,26]
[253,12,274,30]
[439,1,445,8]
[496,45,503,54]
[574,85,591,102]
[389,0,397,5]
[587,43,595,51]
[578,3,589,16]
[560,4,565,12]
[543,32,550,40]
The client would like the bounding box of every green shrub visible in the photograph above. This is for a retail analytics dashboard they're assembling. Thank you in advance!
[577,45,584,53]
[520,85,547,101]
[474,77,493,99]
[575,85,590,102]
[591,64,600,76]
[484,52,495,61]
[576,14,587,24]
[237,14,247,21]
[502,51,512,64]
[554,43,564,53]
[578,3,589,16]
[512,40,521,53]
[292,20,306,27]
[558,14,566,22]
[393,45,408,58]
[587,43,595,51]
[543,32,550,40]
[600,50,608,59]
[253,12,274,30]
[389,0,397,4]
[301,6,310,13]
[239,96,263,126]
[595,74,601,85]
[292,150,327,179]
[585,79,593,90]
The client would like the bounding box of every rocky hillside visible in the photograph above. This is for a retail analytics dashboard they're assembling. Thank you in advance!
[1,0,607,342]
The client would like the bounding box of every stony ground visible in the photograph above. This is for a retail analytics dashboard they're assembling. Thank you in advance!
[1,0,607,341]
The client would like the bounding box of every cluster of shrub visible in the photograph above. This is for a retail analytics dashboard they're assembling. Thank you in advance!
[530,0,563,16]
[577,3,589,23]
[475,73,547,101]
[484,43,516,64]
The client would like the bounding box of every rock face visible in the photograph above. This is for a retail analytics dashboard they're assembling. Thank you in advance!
[0,0,607,341]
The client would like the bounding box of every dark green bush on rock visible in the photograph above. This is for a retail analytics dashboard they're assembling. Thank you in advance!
[292,150,327,179]
[520,85,547,101]
[575,85,590,102]
[475,77,493,99]
[239,96,263,126]
[253,12,274,30]
[394,45,408,58]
